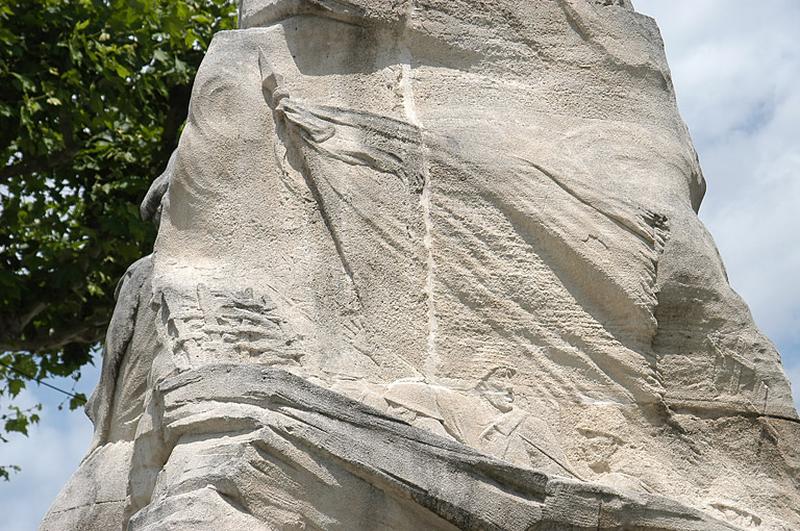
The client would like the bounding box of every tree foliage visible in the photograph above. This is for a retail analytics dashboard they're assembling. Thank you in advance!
[0,0,237,479]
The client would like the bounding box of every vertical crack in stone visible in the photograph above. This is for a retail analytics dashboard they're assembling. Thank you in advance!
[398,18,438,379]
[420,162,438,379]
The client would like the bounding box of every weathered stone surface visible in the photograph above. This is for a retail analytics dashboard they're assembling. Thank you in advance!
[43,1,800,529]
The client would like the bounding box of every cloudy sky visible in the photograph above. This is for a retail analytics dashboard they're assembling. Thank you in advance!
[1,2,798,529]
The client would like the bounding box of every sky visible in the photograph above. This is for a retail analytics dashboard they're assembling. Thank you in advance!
[1,2,799,530]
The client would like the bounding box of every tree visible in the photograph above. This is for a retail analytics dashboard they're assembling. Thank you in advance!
[0,0,237,480]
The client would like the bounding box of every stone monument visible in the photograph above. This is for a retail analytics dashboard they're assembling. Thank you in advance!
[42,1,800,529]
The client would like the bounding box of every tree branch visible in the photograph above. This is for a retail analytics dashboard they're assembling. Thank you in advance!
[0,322,103,353]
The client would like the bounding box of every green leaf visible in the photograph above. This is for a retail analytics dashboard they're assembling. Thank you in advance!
[10,72,36,92]
[4,414,29,436]
[7,380,24,398]
[191,14,213,25]
[153,48,169,63]
[113,62,132,78]
[174,58,187,75]
[69,393,87,410]
[0,465,21,482]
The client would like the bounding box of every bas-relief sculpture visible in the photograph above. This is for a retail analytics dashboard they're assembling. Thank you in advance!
[42,1,800,529]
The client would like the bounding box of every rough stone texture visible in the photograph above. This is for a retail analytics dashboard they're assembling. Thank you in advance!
[42,1,800,529]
